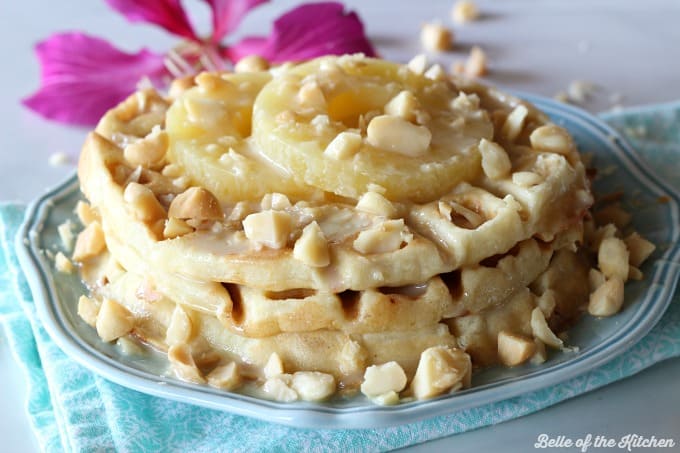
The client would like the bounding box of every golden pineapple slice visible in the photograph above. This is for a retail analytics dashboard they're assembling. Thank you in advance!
[251,55,493,202]
[165,71,321,202]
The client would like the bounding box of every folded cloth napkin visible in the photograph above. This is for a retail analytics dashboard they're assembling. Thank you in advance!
[1,105,680,453]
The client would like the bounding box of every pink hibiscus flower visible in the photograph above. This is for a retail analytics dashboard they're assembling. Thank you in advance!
[23,0,376,126]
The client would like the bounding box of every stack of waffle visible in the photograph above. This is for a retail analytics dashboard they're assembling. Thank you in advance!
[70,55,648,404]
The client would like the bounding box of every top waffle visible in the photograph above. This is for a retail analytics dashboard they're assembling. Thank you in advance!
[80,55,592,293]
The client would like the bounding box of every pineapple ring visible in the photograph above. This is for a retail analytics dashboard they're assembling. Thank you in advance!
[164,71,324,203]
[251,55,494,202]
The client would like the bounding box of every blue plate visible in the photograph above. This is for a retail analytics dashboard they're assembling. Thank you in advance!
[16,96,680,428]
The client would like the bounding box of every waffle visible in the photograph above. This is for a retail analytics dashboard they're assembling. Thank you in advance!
[70,55,652,404]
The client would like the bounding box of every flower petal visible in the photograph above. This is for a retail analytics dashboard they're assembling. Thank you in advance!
[22,33,168,126]
[203,0,269,43]
[105,0,197,40]
[227,2,377,63]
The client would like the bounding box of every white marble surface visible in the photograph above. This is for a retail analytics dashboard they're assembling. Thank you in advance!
[1,1,679,451]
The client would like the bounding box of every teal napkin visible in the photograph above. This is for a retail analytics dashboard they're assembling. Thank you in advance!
[2,104,680,452]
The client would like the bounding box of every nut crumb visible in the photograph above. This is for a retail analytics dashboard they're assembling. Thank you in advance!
[463,46,488,78]
[48,152,69,167]
[567,80,597,104]
[55,252,74,274]
[57,220,75,251]
[452,1,479,23]
[420,22,454,52]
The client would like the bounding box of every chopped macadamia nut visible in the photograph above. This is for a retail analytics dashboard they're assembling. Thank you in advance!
[590,223,618,251]
[195,72,232,93]
[55,252,74,274]
[424,63,447,81]
[72,221,106,262]
[207,362,242,390]
[234,55,269,73]
[497,331,536,366]
[290,371,336,401]
[264,352,285,379]
[464,46,488,77]
[384,90,421,122]
[530,307,563,349]
[407,54,428,75]
[360,361,407,397]
[512,171,543,187]
[168,75,195,98]
[501,105,529,142]
[356,191,397,218]
[116,336,144,356]
[421,23,454,52]
[169,187,223,222]
[78,295,99,327]
[261,193,292,211]
[366,115,432,157]
[293,221,330,267]
[589,276,625,316]
[598,237,630,281]
[165,305,192,346]
[324,131,363,159]
[243,210,292,249]
[168,344,206,384]
[451,92,481,111]
[624,232,655,267]
[124,129,168,168]
[263,377,298,402]
[297,81,326,111]
[312,113,331,129]
[163,217,194,239]
[479,138,512,180]
[529,124,575,155]
[371,390,400,406]
[568,80,596,104]
[452,0,479,23]
[124,182,167,222]
[410,346,471,399]
[95,298,134,342]
[48,151,69,166]
[353,220,412,254]
[75,201,99,226]
[57,220,75,251]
